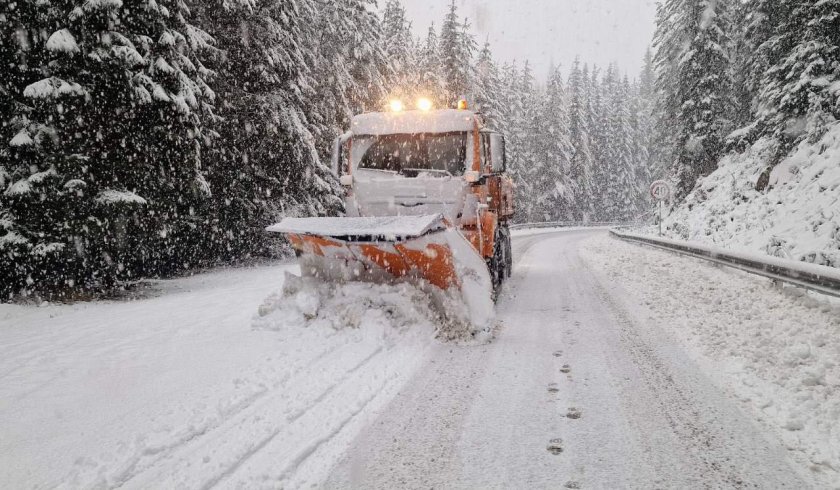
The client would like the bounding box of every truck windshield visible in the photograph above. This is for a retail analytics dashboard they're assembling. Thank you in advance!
[353,133,467,177]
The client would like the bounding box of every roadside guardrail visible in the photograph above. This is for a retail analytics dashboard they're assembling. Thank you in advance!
[610,229,840,299]
[509,221,629,231]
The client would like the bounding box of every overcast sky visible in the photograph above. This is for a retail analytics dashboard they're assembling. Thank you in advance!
[401,0,659,81]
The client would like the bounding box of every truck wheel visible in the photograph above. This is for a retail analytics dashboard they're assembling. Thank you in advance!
[500,225,512,279]
[489,228,506,301]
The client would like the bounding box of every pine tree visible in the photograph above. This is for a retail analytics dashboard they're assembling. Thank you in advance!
[304,0,389,150]
[586,64,611,219]
[758,0,840,148]
[637,49,663,182]
[566,58,594,221]
[438,1,476,106]
[473,41,503,128]
[381,0,417,101]
[1,0,216,297]
[194,0,339,261]
[628,78,653,213]
[537,65,576,221]
[417,24,445,105]
[653,0,735,198]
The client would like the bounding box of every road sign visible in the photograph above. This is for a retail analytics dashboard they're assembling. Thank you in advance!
[649,180,671,237]
[650,180,671,201]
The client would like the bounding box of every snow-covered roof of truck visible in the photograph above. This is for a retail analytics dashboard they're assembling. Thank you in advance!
[351,109,478,136]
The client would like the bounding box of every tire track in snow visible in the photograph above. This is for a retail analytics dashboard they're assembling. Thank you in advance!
[117,339,387,489]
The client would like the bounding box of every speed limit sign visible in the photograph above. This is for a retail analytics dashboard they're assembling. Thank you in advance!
[650,180,671,201]
[650,180,671,237]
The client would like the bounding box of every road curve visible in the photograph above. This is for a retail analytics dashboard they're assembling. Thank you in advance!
[325,229,808,489]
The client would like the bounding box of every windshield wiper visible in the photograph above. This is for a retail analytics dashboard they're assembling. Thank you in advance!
[400,168,453,177]
[357,167,398,175]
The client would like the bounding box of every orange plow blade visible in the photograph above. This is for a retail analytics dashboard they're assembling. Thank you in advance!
[267,215,494,331]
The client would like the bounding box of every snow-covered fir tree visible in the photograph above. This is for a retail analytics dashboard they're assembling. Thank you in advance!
[536,65,575,221]
[566,58,595,221]
[416,24,446,106]
[602,68,640,221]
[653,0,735,198]
[757,0,840,148]
[473,41,503,129]
[193,0,340,261]
[1,0,663,297]
[1,0,216,296]
[381,0,418,101]
[438,1,476,106]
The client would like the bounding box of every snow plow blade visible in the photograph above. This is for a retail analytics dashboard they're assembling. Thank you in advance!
[267,214,493,331]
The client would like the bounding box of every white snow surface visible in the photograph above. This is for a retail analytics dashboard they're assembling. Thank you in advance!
[325,230,811,488]
[2,230,832,488]
[666,123,840,267]
[46,28,80,53]
[95,189,147,206]
[268,214,445,238]
[9,130,33,147]
[583,234,840,487]
[351,109,477,136]
[23,77,87,99]
[0,263,441,489]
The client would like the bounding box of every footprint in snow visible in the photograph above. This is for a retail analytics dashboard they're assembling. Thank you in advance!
[548,383,560,393]
[553,350,563,357]
[547,438,564,455]
[566,407,582,419]
[560,364,571,374]
[565,481,581,489]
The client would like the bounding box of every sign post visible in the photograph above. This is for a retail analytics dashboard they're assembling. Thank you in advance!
[649,180,672,237]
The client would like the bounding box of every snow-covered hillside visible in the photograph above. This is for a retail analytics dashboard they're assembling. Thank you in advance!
[665,123,840,268]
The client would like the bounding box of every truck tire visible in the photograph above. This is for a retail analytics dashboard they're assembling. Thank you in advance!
[500,225,512,279]
[489,227,506,301]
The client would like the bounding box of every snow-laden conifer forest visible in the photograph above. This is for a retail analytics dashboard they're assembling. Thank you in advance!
[1,0,663,299]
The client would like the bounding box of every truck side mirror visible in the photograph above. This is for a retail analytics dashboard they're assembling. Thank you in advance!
[490,133,506,173]
[331,137,343,177]
[331,132,354,177]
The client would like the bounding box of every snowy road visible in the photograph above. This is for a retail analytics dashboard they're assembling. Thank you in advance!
[326,230,813,489]
[2,230,835,488]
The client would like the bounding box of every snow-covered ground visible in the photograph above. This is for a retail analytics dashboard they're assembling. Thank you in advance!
[326,230,816,488]
[0,263,442,488]
[2,230,836,488]
[583,234,840,488]
[664,123,840,268]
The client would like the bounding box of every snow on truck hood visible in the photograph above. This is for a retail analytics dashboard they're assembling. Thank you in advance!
[267,214,446,239]
[351,109,477,136]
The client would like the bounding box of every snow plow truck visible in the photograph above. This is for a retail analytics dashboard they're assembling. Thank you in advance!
[268,99,514,329]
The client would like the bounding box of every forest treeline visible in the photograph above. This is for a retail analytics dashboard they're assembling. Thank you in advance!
[0,0,659,299]
[1,0,388,297]
[651,0,840,198]
[5,0,831,298]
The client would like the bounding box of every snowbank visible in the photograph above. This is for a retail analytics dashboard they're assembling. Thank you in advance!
[665,124,840,267]
[582,234,840,487]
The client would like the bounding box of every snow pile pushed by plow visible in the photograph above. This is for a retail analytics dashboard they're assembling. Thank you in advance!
[256,272,490,342]
[665,123,840,267]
